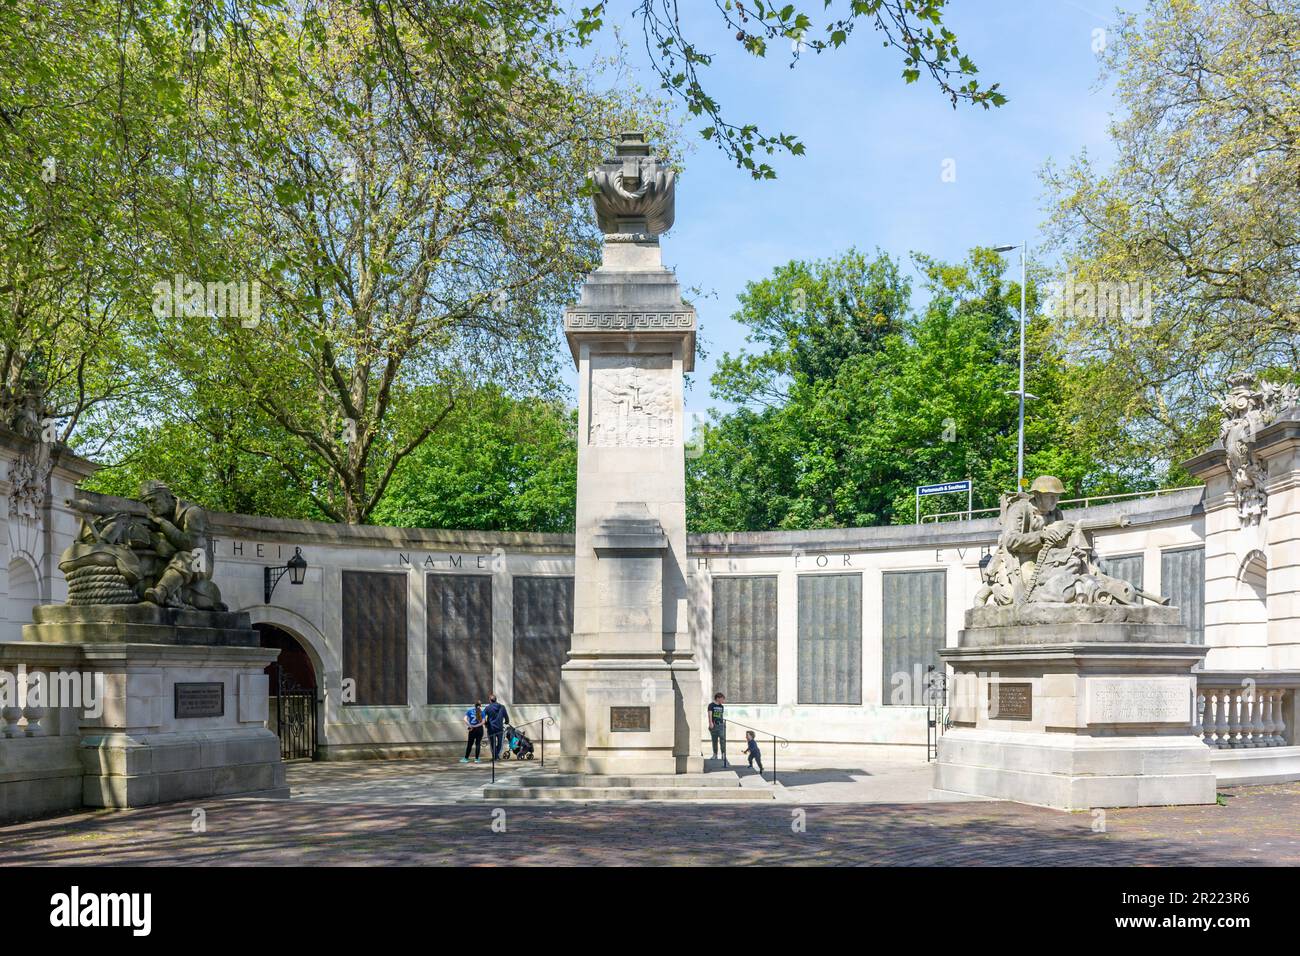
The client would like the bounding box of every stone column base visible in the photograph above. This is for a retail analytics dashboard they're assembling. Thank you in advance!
[69,640,284,809]
[81,728,285,808]
[936,612,1216,810]
[934,728,1216,809]
[559,657,683,775]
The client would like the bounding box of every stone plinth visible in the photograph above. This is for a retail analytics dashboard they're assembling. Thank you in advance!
[483,772,775,801]
[21,607,283,810]
[934,606,1216,809]
[0,642,87,822]
[24,604,259,646]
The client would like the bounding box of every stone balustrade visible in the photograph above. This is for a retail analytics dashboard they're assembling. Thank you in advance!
[0,642,86,820]
[1,699,47,737]
[0,644,85,741]
[1195,674,1300,748]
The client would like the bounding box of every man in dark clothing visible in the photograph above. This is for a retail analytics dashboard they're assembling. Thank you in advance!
[484,694,510,760]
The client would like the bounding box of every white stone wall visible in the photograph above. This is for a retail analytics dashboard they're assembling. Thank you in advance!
[11,453,1300,759]
[207,523,572,758]
[150,492,1212,758]
[687,493,1207,755]
[1185,415,1300,670]
[0,431,96,643]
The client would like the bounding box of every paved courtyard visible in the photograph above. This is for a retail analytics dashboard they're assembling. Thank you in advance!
[1,759,1298,866]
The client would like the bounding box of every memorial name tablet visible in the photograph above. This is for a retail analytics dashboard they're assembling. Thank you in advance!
[1087,678,1189,724]
[610,706,651,732]
[175,682,225,718]
[989,682,1032,720]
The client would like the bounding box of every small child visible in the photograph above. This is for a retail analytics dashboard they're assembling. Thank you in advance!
[742,731,764,778]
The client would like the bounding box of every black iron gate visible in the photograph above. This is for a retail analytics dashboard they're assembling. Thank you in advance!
[275,671,318,761]
[924,663,948,762]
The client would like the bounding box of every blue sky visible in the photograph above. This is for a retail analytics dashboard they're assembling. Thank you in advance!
[564,0,1140,420]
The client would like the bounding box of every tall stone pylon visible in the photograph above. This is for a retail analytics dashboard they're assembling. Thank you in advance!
[558,132,703,774]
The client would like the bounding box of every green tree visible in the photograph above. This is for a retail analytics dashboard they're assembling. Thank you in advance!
[609,0,1006,177]
[0,0,188,442]
[124,1,671,523]
[86,384,577,531]
[1041,0,1300,475]
[688,248,1141,531]
[356,1,1003,179]
[370,387,576,532]
[711,248,912,398]
[80,403,332,521]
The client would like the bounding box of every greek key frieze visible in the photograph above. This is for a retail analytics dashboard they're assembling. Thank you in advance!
[565,311,695,331]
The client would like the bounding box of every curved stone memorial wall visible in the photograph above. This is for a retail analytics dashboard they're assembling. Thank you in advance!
[37,486,1204,762]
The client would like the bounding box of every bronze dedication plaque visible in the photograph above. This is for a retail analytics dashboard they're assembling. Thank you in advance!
[175,682,225,718]
[610,706,651,732]
[989,682,1032,720]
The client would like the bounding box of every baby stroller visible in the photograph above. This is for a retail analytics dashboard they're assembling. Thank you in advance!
[501,724,535,760]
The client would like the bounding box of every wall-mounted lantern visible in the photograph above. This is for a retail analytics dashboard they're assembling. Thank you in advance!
[264,547,308,603]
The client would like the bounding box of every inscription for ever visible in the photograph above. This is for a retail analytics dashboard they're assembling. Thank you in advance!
[589,355,674,447]
[1087,679,1189,724]
[989,682,1032,720]
[610,706,651,732]
[175,682,225,719]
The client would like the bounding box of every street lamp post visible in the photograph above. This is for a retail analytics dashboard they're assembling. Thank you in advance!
[994,242,1030,488]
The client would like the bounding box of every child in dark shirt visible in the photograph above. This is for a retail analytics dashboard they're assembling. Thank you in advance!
[742,730,763,777]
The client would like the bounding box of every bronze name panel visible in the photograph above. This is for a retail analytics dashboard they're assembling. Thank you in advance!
[989,682,1032,720]
[610,706,651,733]
[342,571,408,706]
[175,682,225,719]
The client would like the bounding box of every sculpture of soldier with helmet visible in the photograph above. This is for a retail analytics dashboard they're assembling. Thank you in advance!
[975,475,1166,607]
[59,480,227,610]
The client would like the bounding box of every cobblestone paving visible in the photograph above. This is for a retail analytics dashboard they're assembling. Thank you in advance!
[0,762,1296,866]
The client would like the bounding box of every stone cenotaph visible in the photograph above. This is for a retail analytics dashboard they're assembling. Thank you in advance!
[934,476,1217,809]
[555,132,704,776]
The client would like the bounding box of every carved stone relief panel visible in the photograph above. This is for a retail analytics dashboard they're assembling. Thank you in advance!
[588,354,675,447]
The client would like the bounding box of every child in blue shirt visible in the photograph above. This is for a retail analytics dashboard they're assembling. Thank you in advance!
[742,730,763,777]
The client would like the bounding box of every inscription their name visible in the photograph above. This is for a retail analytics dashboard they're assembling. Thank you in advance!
[1088,679,1189,724]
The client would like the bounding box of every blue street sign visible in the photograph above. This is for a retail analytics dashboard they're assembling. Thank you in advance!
[917,480,972,497]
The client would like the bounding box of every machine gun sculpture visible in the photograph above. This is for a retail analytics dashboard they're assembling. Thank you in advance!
[59,482,226,610]
[974,479,1168,608]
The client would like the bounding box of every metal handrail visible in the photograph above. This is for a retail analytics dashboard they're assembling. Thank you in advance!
[511,714,556,732]
[721,717,790,786]
[496,713,556,777]
[919,485,1202,524]
[723,717,790,745]
[919,505,1000,523]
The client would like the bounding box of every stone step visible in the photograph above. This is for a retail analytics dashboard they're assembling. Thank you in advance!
[482,785,776,801]
[511,773,743,788]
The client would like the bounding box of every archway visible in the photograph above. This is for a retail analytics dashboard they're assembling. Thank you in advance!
[256,622,319,760]
[6,554,40,642]
[1239,550,1267,603]
[1225,549,1270,653]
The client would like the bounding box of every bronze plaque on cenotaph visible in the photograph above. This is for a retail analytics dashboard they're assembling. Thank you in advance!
[174,682,225,718]
[610,706,651,732]
[989,682,1032,720]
